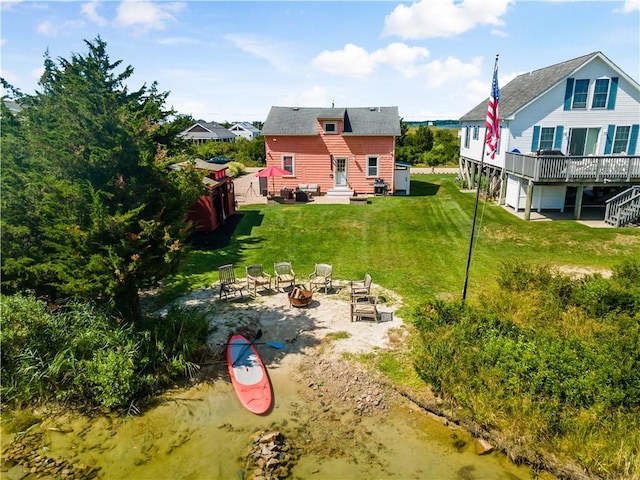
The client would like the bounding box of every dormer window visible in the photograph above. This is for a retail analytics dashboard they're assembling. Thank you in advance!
[323,121,337,134]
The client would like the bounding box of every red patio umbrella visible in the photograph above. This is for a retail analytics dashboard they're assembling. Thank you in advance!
[255,165,290,195]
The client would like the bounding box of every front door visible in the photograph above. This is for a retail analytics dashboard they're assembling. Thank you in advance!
[334,157,348,187]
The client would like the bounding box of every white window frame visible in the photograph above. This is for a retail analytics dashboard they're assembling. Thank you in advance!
[366,155,379,178]
[591,78,610,109]
[323,121,338,134]
[472,126,479,141]
[538,127,556,151]
[464,127,470,148]
[282,155,295,175]
[572,79,589,109]
[613,126,630,154]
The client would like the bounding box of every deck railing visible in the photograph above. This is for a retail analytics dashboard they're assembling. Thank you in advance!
[504,153,640,182]
[605,186,640,227]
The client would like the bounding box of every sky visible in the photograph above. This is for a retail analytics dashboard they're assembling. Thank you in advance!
[1,0,639,123]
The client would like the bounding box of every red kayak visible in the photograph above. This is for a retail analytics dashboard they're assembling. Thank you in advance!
[226,334,273,414]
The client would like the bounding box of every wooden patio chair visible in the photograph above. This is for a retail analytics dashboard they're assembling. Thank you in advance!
[349,273,372,300]
[274,262,296,291]
[350,294,379,323]
[308,263,333,293]
[218,264,245,300]
[246,264,272,296]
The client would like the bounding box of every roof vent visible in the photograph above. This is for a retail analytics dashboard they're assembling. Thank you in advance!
[292,107,299,111]
[370,107,376,111]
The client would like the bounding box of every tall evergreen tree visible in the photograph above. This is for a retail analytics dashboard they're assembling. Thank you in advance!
[1,38,203,319]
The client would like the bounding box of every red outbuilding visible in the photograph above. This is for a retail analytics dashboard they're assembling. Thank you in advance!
[170,159,236,232]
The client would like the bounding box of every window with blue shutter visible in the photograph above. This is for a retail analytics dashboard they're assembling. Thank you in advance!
[531,126,540,151]
[628,125,639,155]
[607,77,618,110]
[554,126,564,149]
[604,125,615,154]
[572,79,589,109]
[564,79,574,111]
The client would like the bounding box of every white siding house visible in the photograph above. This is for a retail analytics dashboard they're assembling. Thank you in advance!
[228,122,261,140]
[459,52,640,224]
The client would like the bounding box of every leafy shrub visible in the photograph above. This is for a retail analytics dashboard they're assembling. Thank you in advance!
[410,261,640,478]
[226,161,247,178]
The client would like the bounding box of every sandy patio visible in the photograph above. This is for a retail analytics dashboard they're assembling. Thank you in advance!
[169,279,405,361]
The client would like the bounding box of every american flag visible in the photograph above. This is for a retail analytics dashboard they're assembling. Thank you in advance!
[485,57,500,159]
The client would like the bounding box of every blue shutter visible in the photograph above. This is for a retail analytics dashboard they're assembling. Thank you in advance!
[607,77,618,110]
[628,124,639,155]
[531,126,540,151]
[564,78,574,110]
[554,126,564,149]
[604,124,616,154]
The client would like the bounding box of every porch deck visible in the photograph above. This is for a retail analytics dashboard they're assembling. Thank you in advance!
[505,153,640,183]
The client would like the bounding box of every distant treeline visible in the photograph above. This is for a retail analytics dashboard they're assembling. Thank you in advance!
[406,120,460,129]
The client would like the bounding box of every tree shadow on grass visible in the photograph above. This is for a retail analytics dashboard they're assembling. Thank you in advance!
[187,210,265,251]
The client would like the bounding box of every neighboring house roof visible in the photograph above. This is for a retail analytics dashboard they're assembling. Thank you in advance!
[3,99,22,113]
[459,51,639,122]
[230,122,261,134]
[179,120,236,141]
[263,106,401,136]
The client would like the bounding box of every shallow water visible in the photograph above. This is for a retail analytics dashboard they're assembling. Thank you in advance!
[4,352,553,480]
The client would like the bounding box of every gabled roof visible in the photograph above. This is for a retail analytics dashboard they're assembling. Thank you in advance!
[459,51,639,122]
[179,121,236,141]
[230,121,261,133]
[262,106,401,136]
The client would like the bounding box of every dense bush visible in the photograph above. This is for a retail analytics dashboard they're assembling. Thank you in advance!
[411,259,640,479]
[1,293,211,411]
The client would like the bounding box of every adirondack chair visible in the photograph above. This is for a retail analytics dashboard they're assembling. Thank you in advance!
[349,273,372,300]
[246,264,272,296]
[218,264,245,300]
[350,294,379,323]
[308,263,333,293]
[274,262,296,291]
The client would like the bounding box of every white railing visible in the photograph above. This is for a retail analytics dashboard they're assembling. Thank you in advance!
[505,153,640,182]
[605,186,640,227]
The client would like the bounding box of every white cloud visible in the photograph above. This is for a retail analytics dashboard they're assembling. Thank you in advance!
[0,0,24,12]
[36,19,84,37]
[0,68,20,85]
[284,85,330,108]
[114,0,185,31]
[225,33,293,72]
[370,43,430,78]
[157,37,202,46]
[614,0,640,13]
[422,55,483,88]
[382,0,513,39]
[31,66,45,81]
[312,43,377,78]
[81,1,108,26]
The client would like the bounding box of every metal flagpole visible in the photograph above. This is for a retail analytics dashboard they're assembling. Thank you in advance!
[462,53,500,302]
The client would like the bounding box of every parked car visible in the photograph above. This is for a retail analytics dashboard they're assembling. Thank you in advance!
[208,156,231,164]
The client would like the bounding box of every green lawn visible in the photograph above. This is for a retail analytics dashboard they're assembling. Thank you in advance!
[164,174,640,306]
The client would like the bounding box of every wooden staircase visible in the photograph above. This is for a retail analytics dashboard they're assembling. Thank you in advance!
[605,186,640,227]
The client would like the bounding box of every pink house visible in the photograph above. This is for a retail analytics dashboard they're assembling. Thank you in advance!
[261,106,401,197]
